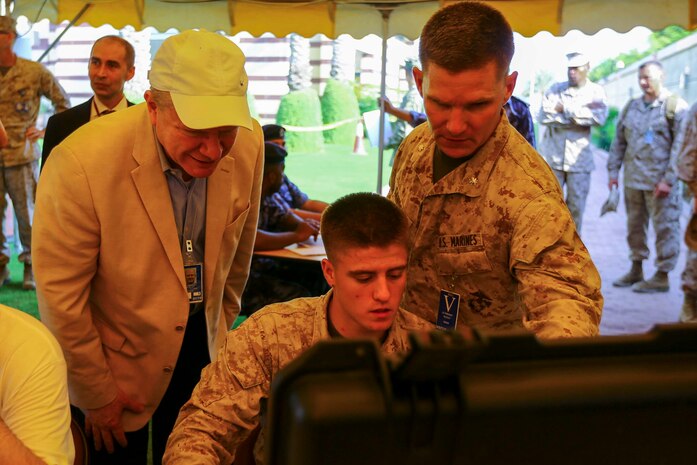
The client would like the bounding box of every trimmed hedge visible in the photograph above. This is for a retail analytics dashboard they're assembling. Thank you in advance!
[591,106,620,151]
[321,79,361,145]
[355,83,380,115]
[276,88,324,153]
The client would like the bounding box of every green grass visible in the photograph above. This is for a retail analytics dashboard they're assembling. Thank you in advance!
[1,141,394,319]
[284,143,396,201]
[0,254,39,319]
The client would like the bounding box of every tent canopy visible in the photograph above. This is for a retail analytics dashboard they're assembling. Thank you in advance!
[13,0,697,39]
[12,0,697,193]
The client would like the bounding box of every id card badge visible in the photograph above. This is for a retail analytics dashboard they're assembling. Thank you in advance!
[184,263,204,304]
[436,289,460,331]
[645,128,654,144]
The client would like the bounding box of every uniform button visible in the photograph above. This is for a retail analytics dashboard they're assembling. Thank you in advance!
[175,324,185,332]
[417,144,425,152]
[163,366,173,374]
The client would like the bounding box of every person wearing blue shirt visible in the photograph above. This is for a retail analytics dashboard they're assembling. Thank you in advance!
[263,124,329,221]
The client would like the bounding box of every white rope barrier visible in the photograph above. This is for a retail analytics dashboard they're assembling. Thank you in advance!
[282,116,363,132]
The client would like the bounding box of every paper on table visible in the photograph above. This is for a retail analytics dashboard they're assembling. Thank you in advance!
[287,236,326,256]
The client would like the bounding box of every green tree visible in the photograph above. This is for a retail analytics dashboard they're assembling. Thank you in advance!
[277,89,324,152]
[321,79,360,145]
[288,33,312,92]
[591,106,620,151]
[522,70,555,98]
[590,26,694,82]
[329,36,352,82]
[649,25,692,50]
[589,50,648,82]
[354,83,380,115]
[281,34,324,152]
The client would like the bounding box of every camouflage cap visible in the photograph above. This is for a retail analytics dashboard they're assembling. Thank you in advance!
[600,185,619,217]
[0,16,16,34]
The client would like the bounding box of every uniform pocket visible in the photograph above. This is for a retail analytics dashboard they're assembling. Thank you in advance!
[436,251,492,275]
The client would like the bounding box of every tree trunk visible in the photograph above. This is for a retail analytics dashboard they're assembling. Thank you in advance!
[288,33,312,91]
[329,35,352,82]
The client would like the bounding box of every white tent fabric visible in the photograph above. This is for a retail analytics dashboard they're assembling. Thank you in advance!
[11,0,697,191]
[13,0,697,40]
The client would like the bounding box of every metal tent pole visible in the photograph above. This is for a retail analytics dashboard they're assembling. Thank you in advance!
[376,6,391,194]
[37,2,92,62]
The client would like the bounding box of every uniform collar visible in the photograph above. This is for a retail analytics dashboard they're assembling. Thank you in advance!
[314,289,407,348]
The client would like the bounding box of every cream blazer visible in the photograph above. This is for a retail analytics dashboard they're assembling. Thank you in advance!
[34,103,264,431]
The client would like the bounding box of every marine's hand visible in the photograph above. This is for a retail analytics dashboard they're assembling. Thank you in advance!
[654,181,671,198]
[84,389,144,453]
[586,100,606,109]
[25,126,44,142]
[555,102,564,113]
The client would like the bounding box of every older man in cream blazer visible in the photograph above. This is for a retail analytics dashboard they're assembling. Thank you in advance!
[33,30,263,465]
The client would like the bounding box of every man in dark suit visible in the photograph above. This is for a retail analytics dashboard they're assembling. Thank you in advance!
[41,35,136,170]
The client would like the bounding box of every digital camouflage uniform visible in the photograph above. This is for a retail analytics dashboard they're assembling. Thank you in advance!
[674,102,697,319]
[277,174,308,209]
[163,291,433,464]
[0,56,69,265]
[608,90,687,274]
[504,95,536,148]
[387,87,423,150]
[241,193,312,315]
[388,113,603,338]
[258,191,292,231]
[538,80,608,233]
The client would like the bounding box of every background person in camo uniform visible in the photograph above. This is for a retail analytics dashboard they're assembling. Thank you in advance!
[674,101,697,323]
[163,193,433,465]
[0,15,70,289]
[388,2,602,338]
[607,61,687,294]
[538,52,608,234]
[385,58,424,153]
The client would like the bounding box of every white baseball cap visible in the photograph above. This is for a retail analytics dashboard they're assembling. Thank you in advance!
[148,30,252,130]
[566,52,589,68]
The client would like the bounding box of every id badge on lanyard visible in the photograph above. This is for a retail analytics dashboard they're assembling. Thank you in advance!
[184,239,204,304]
[645,127,654,144]
[436,289,460,330]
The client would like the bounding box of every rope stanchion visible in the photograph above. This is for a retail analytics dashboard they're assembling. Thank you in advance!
[282,116,362,133]
[353,121,368,155]
[353,120,367,155]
